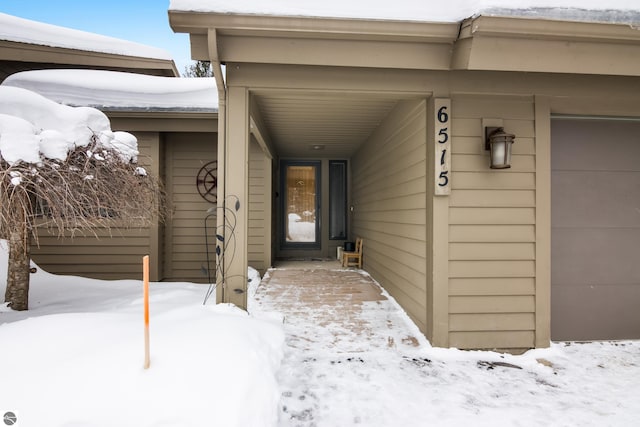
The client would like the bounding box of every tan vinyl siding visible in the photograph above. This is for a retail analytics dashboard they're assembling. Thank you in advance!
[248,137,270,273]
[31,132,158,280]
[351,99,428,331]
[31,230,152,279]
[163,132,217,282]
[449,95,536,350]
[449,331,535,351]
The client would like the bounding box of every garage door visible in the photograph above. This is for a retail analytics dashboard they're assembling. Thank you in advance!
[551,118,640,341]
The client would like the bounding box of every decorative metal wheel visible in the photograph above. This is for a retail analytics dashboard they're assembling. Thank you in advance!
[196,161,218,203]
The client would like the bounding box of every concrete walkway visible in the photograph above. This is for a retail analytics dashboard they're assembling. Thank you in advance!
[249,262,640,427]
[249,262,429,426]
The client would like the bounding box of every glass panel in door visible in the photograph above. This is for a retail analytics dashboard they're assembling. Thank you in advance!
[283,162,320,246]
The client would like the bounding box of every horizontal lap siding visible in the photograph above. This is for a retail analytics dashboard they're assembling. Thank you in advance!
[449,95,536,350]
[164,133,217,282]
[32,228,152,280]
[248,139,268,273]
[351,99,428,331]
[31,132,157,280]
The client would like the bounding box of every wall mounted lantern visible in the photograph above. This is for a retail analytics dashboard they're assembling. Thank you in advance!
[485,127,516,169]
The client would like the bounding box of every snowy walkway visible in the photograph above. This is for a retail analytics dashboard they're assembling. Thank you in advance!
[250,263,640,427]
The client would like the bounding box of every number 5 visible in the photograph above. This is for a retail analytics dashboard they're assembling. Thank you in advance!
[438,171,449,187]
[438,128,448,143]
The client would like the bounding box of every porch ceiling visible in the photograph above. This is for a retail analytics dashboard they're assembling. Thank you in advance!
[252,91,399,158]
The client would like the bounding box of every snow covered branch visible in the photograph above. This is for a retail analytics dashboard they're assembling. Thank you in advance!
[0,86,164,310]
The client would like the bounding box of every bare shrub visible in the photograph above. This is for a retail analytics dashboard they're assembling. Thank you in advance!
[1,134,164,310]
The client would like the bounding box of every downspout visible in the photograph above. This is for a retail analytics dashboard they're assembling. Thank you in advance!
[208,28,227,303]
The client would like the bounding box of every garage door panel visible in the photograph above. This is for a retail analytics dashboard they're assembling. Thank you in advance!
[552,228,640,286]
[552,284,640,341]
[552,120,640,171]
[551,118,640,341]
[552,171,640,228]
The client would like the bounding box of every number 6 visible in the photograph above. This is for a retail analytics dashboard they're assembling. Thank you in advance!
[437,106,448,123]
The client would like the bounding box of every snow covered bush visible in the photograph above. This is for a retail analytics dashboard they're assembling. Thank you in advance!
[0,86,163,310]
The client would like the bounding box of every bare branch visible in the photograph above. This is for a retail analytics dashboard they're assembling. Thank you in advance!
[0,134,164,244]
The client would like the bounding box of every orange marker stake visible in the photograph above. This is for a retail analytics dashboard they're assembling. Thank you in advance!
[143,255,150,369]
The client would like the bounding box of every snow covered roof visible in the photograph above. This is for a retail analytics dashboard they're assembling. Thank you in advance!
[0,13,172,61]
[0,86,138,168]
[2,70,218,113]
[169,0,640,24]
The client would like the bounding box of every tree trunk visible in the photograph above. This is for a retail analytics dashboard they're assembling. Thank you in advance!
[4,220,30,311]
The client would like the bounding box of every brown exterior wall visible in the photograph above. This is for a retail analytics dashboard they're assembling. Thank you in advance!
[31,132,160,280]
[351,99,429,331]
[448,95,537,351]
[163,132,217,282]
[350,93,538,350]
[248,136,272,273]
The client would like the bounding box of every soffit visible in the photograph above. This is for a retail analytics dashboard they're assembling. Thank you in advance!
[252,90,400,158]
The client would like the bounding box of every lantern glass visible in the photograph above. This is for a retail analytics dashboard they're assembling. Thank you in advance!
[486,128,515,169]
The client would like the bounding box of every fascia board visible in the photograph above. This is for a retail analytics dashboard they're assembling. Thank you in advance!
[169,11,459,43]
[0,40,178,77]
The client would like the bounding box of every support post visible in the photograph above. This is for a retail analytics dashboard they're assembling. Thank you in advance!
[534,95,551,348]
[427,97,450,348]
[223,86,250,309]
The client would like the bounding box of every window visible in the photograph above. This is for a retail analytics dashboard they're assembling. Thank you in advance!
[329,160,347,240]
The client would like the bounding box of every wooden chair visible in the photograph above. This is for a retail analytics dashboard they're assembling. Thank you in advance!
[342,238,363,268]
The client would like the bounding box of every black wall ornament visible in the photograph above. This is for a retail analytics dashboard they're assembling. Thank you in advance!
[196,161,218,203]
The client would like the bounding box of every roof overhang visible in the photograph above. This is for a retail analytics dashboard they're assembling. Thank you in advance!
[169,11,640,76]
[0,39,179,78]
[169,11,460,70]
[169,11,459,42]
[107,110,217,133]
[452,15,640,76]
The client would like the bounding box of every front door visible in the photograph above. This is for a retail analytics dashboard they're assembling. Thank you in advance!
[281,161,321,249]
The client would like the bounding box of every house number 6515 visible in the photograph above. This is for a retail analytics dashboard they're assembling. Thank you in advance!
[434,99,451,195]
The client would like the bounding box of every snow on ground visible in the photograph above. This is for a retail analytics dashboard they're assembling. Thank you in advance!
[3,70,218,112]
[169,0,640,23]
[270,338,640,427]
[0,13,171,61]
[251,267,640,427]
[2,243,639,426]
[0,242,284,427]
